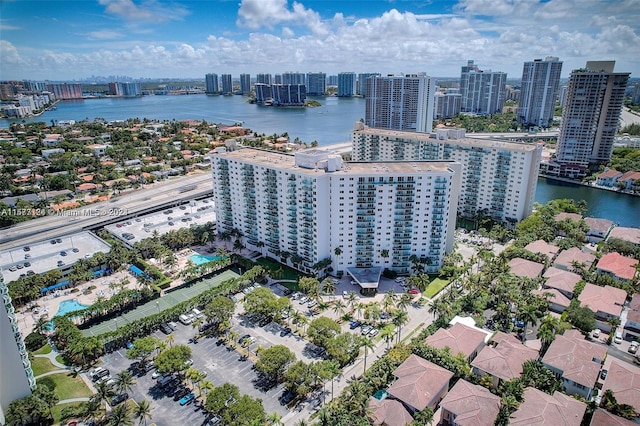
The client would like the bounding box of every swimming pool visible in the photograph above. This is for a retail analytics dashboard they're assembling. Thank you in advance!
[190,254,224,266]
[55,299,89,317]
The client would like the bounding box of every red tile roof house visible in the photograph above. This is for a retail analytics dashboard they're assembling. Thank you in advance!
[387,354,454,413]
[590,409,638,426]
[623,294,640,341]
[600,359,640,418]
[425,322,488,362]
[541,329,607,400]
[618,170,640,190]
[578,283,626,332]
[608,226,640,246]
[596,252,639,282]
[533,288,572,314]
[368,397,414,426]
[553,248,596,272]
[596,168,623,187]
[525,240,560,262]
[470,332,539,389]
[542,267,583,299]
[508,258,546,279]
[510,387,586,426]
[438,379,501,426]
[584,217,614,243]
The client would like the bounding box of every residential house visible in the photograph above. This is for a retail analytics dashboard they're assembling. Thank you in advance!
[554,212,582,223]
[600,359,640,417]
[542,267,582,299]
[554,248,596,272]
[541,329,607,399]
[584,217,614,243]
[43,133,62,146]
[525,240,559,262]
[618,171,640,190]
[508,257,545,279]
[534,288,572,313]
[41,148,65,158]
[510,387,586,426]
[471,332,539,388]
[368,397,414,426]
[425,322,488,362]
[590,409,638,426]
[86,143,107,156]
[608,226,640,246]
[578,283,626,332]
[76,183,100,194]
[596,252,639,282]
[438,379,501,426]
[596,168,623,187]
[387,354,454,413]
[623,293,640,340]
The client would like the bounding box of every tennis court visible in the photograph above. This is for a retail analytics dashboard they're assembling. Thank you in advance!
[81,269,240,337]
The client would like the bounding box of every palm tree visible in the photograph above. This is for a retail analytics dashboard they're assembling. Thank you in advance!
[107,403,133,426]
[133,399,152,426]
[332,299,347,318]
[266,412,283,426]
[92,380,116,410]
[346,291,359,312]
[360,336,375,373]
[322,278,336,299]
[392,310,409,344]
[517,303,542,342]
[200,379,214,397]
[379,324,395,351]
[165,333,175,347]
[397,293,413,312]
[115,370,136,395]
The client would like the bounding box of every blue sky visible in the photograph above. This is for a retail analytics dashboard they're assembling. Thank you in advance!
[1,0,639,80]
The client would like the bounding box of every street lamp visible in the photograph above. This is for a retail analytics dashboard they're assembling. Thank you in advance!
[156,300,160,313]
[114,318,118,329]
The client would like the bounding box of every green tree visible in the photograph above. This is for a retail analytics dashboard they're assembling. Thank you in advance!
[107,403,133,426]
[205,295,236,324]
[256,345,296,383]
[153,344,192,374]
[126,336,161,365]
[115,369,136,395]
[133,399,153,426]
[222,395,266,426]
[206,383,240,417]
[307,317,341,348]
[284,360,314,398]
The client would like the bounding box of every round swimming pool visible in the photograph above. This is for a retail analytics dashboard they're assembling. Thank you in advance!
[190,254,224,266]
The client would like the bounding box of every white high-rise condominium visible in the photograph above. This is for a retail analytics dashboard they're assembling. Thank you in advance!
[240,74,251,96]
[517,57,563,128]
[365,74,435,133]
[357,73,380,97]
[211,148,461,281]
[460,60,507,115]
[556,61,630,178]
[1,273,35,424]
[205,73,219,94]
[256,73,272,85]
[338,72,357,97]
[221,74,233,95]
[352,125,542,223]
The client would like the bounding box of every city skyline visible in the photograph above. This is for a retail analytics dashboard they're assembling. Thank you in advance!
[1,0,639,81]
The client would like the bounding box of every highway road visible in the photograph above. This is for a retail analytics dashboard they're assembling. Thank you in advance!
[0,172,214,251]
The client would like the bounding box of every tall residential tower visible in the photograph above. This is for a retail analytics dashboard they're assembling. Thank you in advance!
[556,61,630,178]
[211,148,460,280]
[338,72,357,97]
[205,73,219,94]
[365,74,435,133]
[517,57,563,128]
[460,61,507,115]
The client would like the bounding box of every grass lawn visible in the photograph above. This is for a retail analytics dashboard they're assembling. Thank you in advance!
[31,357,61,376]
[51,401,85,425]
[256,257,304,282]
[55,354,67,366]
[34,344,52,355]
[423,277,450,298]
[45,372,93,400]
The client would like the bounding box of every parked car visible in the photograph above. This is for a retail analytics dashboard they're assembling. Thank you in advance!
[179,393,195,406]
[368,328,379,337]
[159,323,173,334]
[342,291,348,297]
[111,393,128,406]
[592,329,601,339]
[408,288,420,295]
[349,320,361,330]
[173,388,190,401]
[307,300,318,308]
[361,325,372,335]
[614,332,623,344]
[629,341,639,354]
[298,296,309,304]
[280,327,292,337]
[600,369,608,380]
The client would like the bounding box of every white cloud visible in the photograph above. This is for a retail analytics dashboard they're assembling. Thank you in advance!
[237,0,328,35]
[99,0,189,23]
[87,30,125,40]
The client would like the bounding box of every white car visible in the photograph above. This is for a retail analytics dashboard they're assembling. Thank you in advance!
[614,332,623,344]
[342,291,348,297]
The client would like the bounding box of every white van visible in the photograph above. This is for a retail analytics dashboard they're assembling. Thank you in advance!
[614,331,623,344]
[179,314,193,325]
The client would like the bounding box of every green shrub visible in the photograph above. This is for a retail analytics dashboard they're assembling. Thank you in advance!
[38,376,57,391]
[25,332,48,352]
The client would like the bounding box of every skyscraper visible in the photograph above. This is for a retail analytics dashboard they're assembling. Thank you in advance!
[556,61,630,177]
[517,57,563,128]
[434,90,462,119]
[459,60,507,115]
[211,148,460,278]
[365,74,435,133]
[240,74,251,96]
[357,73,380,97]
[1,273,35,424]
[306,73,326,96]
[337,72,356,97]
[221,74,233,95]
[205,73,219,94]
[256,73,272,85]
[282,72,306,86]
